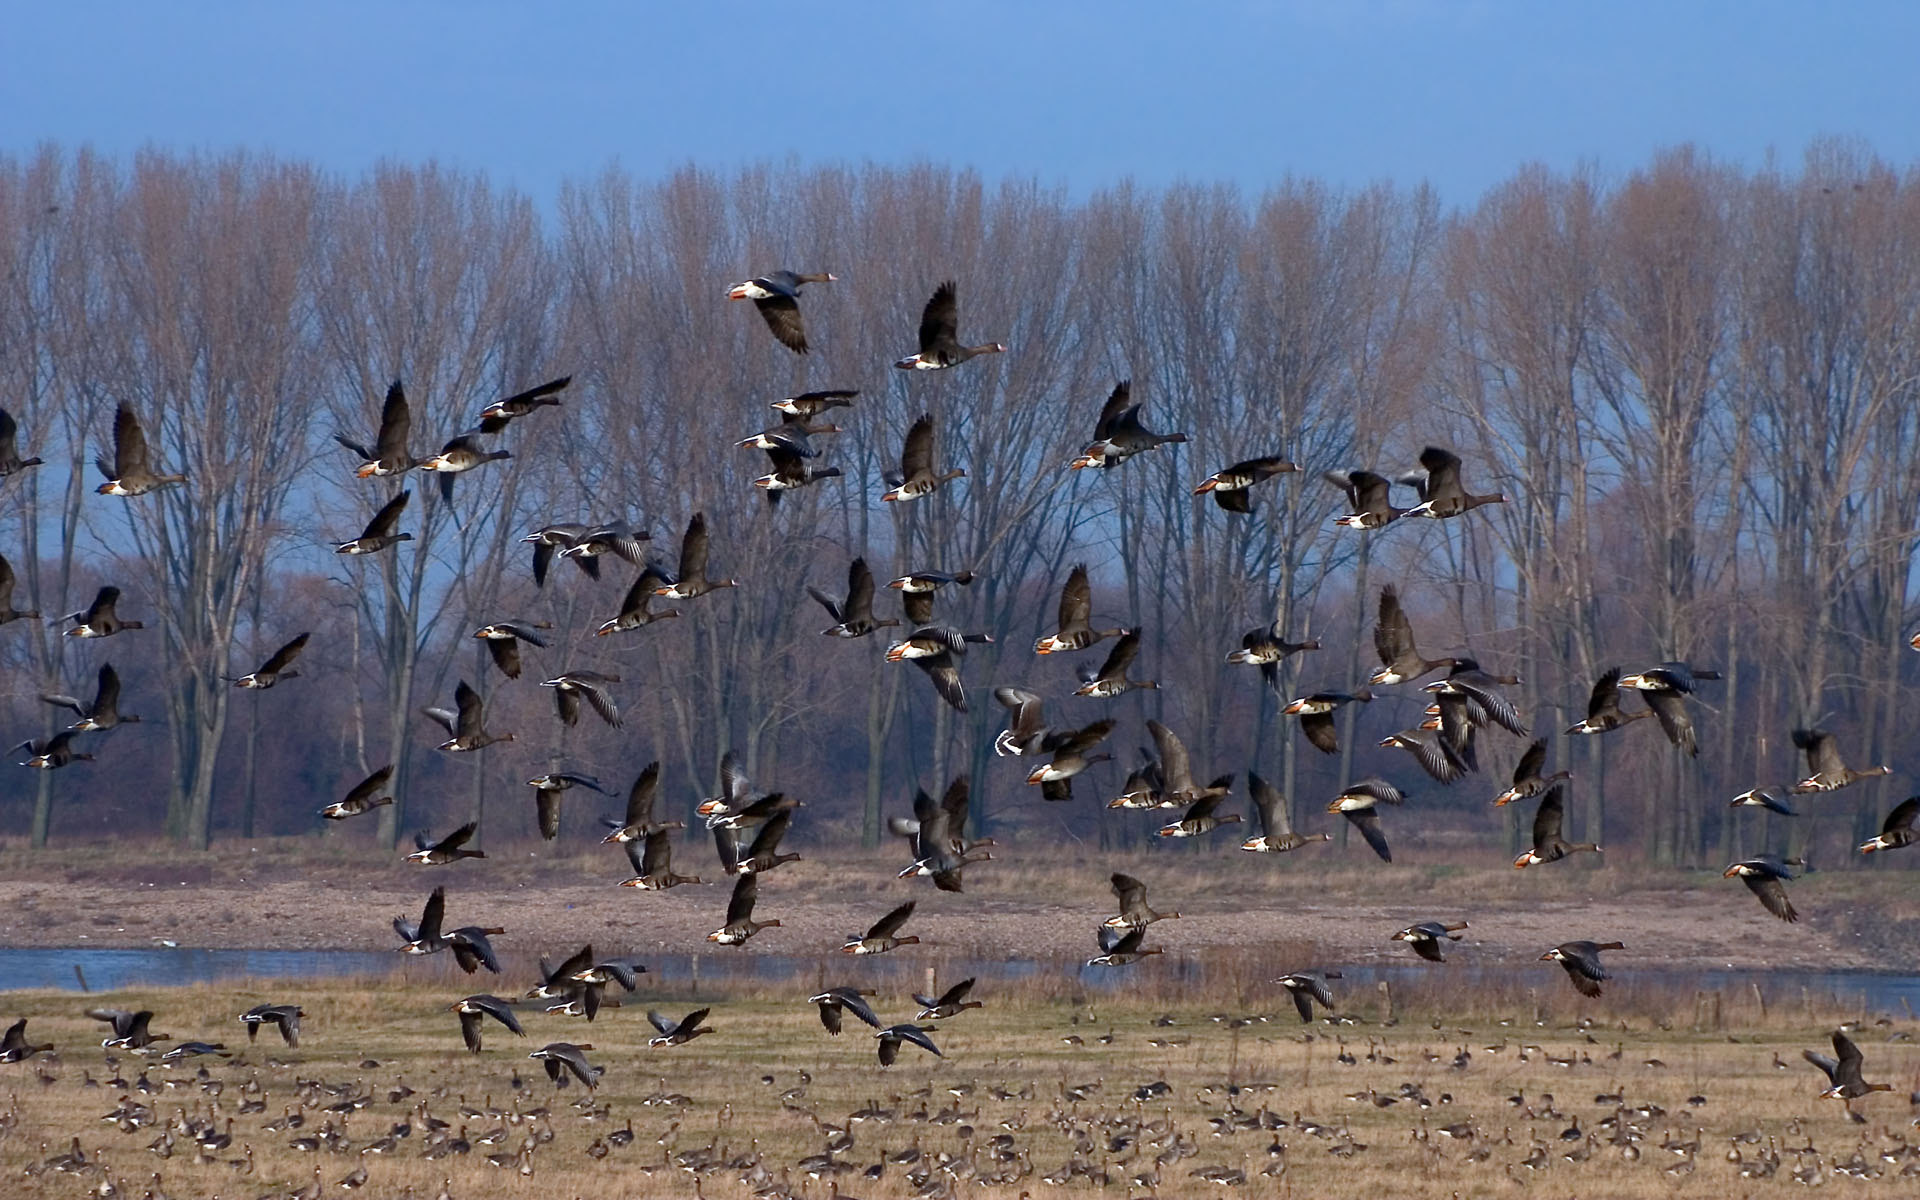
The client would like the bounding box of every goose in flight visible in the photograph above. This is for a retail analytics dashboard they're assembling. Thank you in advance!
[229,633,310,690]
[96,404,186,496]
[334,490,413,555]
[422,680,512,752]
[1392,920,1469,962]
[893,281,1004,370]
[809,987,882,1036]
[1241,772,1329,854]
[320,765,393,820]
[335,380,418,477]
[1724,856,1801,923]
[728,270,836,354]
[476,375,571,432]
[1541,941,1622,998]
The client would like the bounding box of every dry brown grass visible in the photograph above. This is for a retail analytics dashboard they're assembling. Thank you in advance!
[0,969,1914,1199]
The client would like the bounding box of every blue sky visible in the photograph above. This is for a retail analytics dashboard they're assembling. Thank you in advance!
[7,1,1918,205]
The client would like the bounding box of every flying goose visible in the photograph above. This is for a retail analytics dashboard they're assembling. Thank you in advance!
[738,412,841,455]
[601,763,679,844]
[561,521,654,568]
[228,632,310,689]
[1565,667,1648,735]
[1069,380,1189,470]
[1729,787,1799,815]
[13,730,93,770]
[753,442,843,503]
[1035,564,1126,654]
[875,1024,943,1065]
[705,790,799,833]
[335,490,413,555]
[1108,745,1168,809]
[336,380,418,477]
[913,978,982,1021]
[528,1042,601,1089]
[418,431,509,500]
[1401,446,1505,518]
[0,554,39,625]
[1104,872,1178,930]
[542,670,621,729]
[1370,586,1454,685]
[0,1018,53,1063]
[42,663,139,731]
[87,1008,171,1050]
[1087,925,1161,967]
[237,1004,304,1047]
[728,270,836,354]
[809,987,882,1035]
[1283,687,1372,754]
[522,523,593,585]
[889,776,993,893]
[1493,740,1571,806]
[886,625,987,712]
[1423,659,1527,736]
[618,829,704,890]
[1511,784,1601,868]
[393,886,450,955]
[405,822,487,865]
[1379,726,1470,785]
[653,512,736,598]
[1541,941,1622,998]
[472,620,549,679]
[450,994,524,1053]
[1790,728,1890,793]
[1074,628,1157,696]
[596,567,682,635]
[1327,779,1402,863]
[1618,661,1721,692]
[1025,719,1116,800]
[1723,856,1801,922]
[881,413,965,501]
[423,681,512,752]
[320,765,394,820]
[1241,772,1329,854]
[1326,469,1404,528]
[1194,456,1297,513]
[1273,971,1341,1023]
[1156,791,1241,839]
[719,809,801,876]
[646,1007,713,1048]
[708,873,779,945]
[809,557,899,638]
[771,388,859,417]
[525,945,596,1001]
[527,772,608,840]
[991,687,1049,756]
[695,751,758,823]
[0,407,43,476]
[446,924,504,975]
[888,568,974,593]
[1392,920,1469,962]
[893,281,1005,370]
[1423,689,1482,775]
[842,901,919,955]
[1804,1030,1893,1102]
[1859,796,1920,853]
[1226,620,1319,691]
[96,404,186,496]
[1142,719,1230,810]
[58,585,143,638]
[476,375,571,432]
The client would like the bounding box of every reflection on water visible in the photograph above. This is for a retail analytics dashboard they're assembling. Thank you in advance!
[1,948,1915,1016]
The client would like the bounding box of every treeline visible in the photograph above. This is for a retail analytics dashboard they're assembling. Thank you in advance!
[0,140,1916,871]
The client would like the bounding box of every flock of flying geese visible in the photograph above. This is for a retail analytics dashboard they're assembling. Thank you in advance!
[1,269,1914,1115]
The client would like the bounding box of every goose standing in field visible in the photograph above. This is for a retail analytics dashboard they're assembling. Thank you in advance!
[1327,779,1402,863]
[810,557,899,639]
[1493,740,1571,806]
[1729,787,1799,815]
[42,663,139,731]
[646,1008,712,1048]
[320,765,393,820]
[1859,796,1919,853]
[419,430,511,500]
[914,978,983,1021]
[991,687,1049,756]
[1723,856,1802,923]
[1542,941,1623,998]
[1194,455,1297,513]
[450,994,524,1053]
[0,554,39,625]
[1025,719,1116,801]
[422,681,512,752]
[1241,772,1329,854]
[708,873,779,945]
[237,1004,304,1047]
[405,822,487,865]
[809,987,882,1035]
[96,403,186,495]
[1392,921,1469,963]
[336,380,418,477]
[887,624,987,713]
[58,585,143,638]
[1283,687,1372,754]
[596,566,682,636]
[529,1042,601,1089]
[728,270,836,354]
[1326,468,1405,529]
[875,1024,943,1065]
[842,901,919,955]
[0,1018,54,1063]
[653,512,736,599]
[87,1008,171,1051]
[771,388,859,417]
[881,413,965,501]
[1401,446,1506,519]
[1512,784,1601,868]
[1226,619,1319,690]
[334,490,413,555]
[1069,380,1188,470]
[13,730,93,770]
[228,632,310,689]
[1424,659,1528,736]
[1087,925,1161,967]
[1369,586,1453,686]
[1074,628,1157,696]
[1790,728,1890,793]
[1104,872,1178,930]
[719,809,801,876]
[1274,971,1340,1023]
[1804,1030,1893,1102]
[542,670,621,729]
[894,280,1005,369]
[472,620,549,679]
[0,406,43,476]
[618,829,704,890]
[890,776,992,892]
[1035,564,1126,654]
[601,763,679,844]
[1156,791,1240,839]
[476,375,571,432]
[1378,726,1470,785]
[527,772,608,841]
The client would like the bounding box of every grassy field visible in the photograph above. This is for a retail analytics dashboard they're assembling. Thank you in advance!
[0,954,1914,1199]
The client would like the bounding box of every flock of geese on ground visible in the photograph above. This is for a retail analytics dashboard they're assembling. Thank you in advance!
[2,270,1918,1195]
